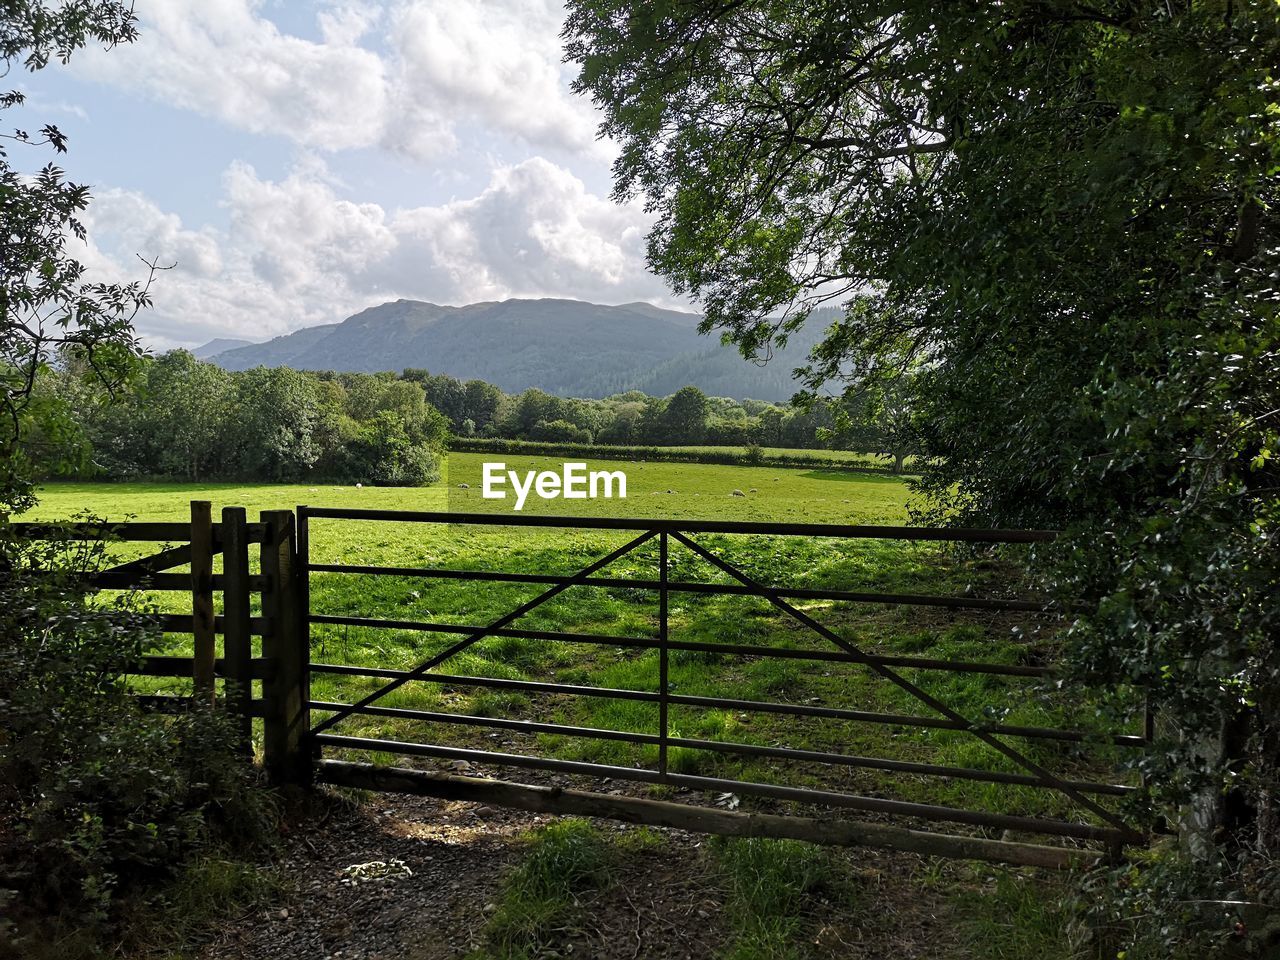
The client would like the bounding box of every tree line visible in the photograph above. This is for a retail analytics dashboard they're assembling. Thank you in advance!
[22,350,909,484]
[24,350,450,485]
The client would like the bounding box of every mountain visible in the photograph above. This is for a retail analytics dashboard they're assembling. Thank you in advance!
[204,298,830,401]
[192,337,254,360]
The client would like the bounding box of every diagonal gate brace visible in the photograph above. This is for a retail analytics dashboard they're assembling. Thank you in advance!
[309,529,657,737]
[668,530,1140,841]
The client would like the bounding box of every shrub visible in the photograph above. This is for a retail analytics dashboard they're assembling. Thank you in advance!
[344,410,442,486]
[529,418,593,443]
[1078,846,1280,959]
[450,437,900,473]
[0,528,276,943]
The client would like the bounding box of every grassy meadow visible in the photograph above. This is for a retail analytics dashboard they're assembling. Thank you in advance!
[30,451,1137,840]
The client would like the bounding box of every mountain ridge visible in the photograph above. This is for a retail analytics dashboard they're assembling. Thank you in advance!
[198,297,828,401]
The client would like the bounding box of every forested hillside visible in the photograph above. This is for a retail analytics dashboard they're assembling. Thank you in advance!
[199,298,833,401]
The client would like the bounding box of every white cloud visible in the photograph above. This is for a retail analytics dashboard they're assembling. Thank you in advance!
[78,156,670,350]
[388,1,601,159]
[75,0,605,162]
[78,0,391,152]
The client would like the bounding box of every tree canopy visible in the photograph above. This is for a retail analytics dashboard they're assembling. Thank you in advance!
[1,1,151,511]
[566,0,1280,914]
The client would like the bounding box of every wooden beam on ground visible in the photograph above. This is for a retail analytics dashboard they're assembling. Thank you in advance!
[315,760,1105,872]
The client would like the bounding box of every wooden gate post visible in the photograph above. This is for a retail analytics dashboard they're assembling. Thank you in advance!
[260,509,311,785]
[220,506,253,754]
[190,500,216,706]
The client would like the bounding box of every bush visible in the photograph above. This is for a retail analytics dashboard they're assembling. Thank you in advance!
[1078,846,1280,959]
[0,528,276,943]
[529,418,593,443]
[343,410,442,486]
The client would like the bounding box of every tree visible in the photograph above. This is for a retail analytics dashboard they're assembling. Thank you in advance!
[1,1,155,511]
[403,370,468,428]
[462,378,501,430]
[231,367,321,481]
[134,351,233,480]
[661,385,710,443]
[567,0,1280,934]
[823,375,918,472]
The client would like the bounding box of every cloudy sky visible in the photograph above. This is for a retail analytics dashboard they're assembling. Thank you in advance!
[10,0,675,349]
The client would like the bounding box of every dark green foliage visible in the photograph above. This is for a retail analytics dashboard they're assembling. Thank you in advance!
[27,352,448,486]
[1079,847,1280,959]
[565,0,1280,944]
[528,417,593,443]
[343,409,442,486]
[655,384,710,443]
[0,529,276,940]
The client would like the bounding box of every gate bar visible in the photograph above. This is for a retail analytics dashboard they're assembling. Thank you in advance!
[307,613,1054,678]
[306,563,1066,613]
[298,507,1058,542]
[308,661,1147,747]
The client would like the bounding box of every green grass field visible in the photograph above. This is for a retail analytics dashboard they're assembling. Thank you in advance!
[29,452,1137,840]
[30,451,909,524]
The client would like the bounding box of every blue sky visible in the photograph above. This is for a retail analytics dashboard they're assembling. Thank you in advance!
[8,1,669,348]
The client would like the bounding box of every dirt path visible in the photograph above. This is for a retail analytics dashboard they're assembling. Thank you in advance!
[198,785,968,960]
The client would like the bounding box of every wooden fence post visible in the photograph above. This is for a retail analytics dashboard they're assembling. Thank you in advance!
[190,500,216,706]
[260,509,310,785]
[221,506,253,754]
[658,529,669,777]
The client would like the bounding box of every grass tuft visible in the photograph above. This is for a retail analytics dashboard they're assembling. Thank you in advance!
[712,837,842,960]
[952,870,1072,959]
[477,819,611,959]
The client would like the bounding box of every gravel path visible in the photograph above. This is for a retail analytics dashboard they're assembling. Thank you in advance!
[197,779,965,960]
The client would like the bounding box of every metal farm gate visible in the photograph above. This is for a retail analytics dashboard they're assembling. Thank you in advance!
[294,508,1147,869]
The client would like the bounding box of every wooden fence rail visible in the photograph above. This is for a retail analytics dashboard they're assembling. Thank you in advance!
[5,501,298,773]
